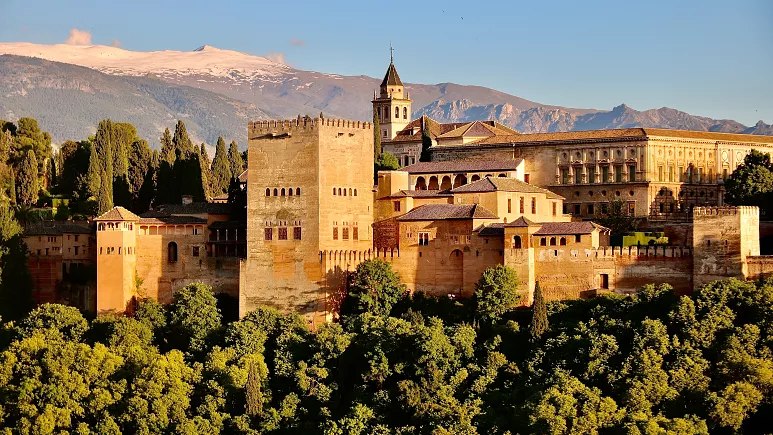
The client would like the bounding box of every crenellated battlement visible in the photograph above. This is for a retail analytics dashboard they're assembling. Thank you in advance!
[531,245,693,261]
[249,117,372,136]
[319,248,400,264]
[693,205,759,216]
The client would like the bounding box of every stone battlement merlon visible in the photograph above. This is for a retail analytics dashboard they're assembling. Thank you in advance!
[531,245,693,260]
[249,118,372,136]
[692,206,760,217]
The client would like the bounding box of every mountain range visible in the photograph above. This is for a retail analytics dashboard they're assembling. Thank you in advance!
[0,42,770,147]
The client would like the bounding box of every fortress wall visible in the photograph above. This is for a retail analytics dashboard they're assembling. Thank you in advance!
[746,256,773,281]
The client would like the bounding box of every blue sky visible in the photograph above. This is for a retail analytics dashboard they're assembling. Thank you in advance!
[1,0,771,125]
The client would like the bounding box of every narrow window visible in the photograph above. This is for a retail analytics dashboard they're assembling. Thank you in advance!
[273,188,278,196]
[266,188,270,196]
[264,228,273,241]
[278,228,288,240]
[550,237,556,246]
[349,188,352,196]
[403,107,407,119]
[354,189,357,196]
[333,188,336,195]
[192,246,200,257]
[540,237,546,246]
[288,188,293,196]
[167,242,178,263]
[333,227,338,240]
[508,198,512,213]
[560,237,567,246]
[552,202,557,216]
[394,201,401,212]
[395,106,399,118]
[587,203,594,215]
[343,228,349,240]
[343,189,347,196]
[575,234,581,243]
[600,273,609,289]
[520,197,525,213]
[281,188,285,196]
[293,227,302,240]
[296,188,301,196]
[531,198,536,214]
[353,227,359,240]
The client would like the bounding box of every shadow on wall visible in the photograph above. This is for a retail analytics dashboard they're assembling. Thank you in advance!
[324,266,349,319]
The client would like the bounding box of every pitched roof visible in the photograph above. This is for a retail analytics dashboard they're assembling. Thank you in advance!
[400,159,522,174]
[476,223,505,237]
[138,210,207,225]
[397,204,498,221]
[436,120,518,140]
[155,202,233,215]
[449,176,563,199]
[238,170,248,183]
[23,221,92,236]
[95,206,140,221]
[389,190,454,198]
[388,118,518,144]
[533,221,610,236]
[381,62,403,87]
[505,216,538,227]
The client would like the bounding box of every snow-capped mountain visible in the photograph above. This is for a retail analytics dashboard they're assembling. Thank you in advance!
[0,42,770,146]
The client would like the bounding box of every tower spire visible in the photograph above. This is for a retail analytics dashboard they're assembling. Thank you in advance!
[390,44,394,64]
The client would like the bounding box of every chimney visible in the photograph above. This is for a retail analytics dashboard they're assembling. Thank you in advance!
[181,195,193,205]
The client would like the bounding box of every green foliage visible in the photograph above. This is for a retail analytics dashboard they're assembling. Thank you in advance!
[474,265,520,324]
[211,137,231,194]
[17,304,88,341]
[724,149,773,216]
[376,151,400,171]
[172,119,194,158]
[597,199,638,237]
[167,282,222,354]
[0,203,33,320]
[15,149,38,206]
[228,140,244,180]
[530,281,548,338]
[342,259,407,316]
[245,360,264,417]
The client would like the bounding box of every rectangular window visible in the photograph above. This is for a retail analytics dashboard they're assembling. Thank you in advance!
[343,228,349,240]
[615,166,623,182]
[552,202,557,216]
[587,203,594,215]
[561,168,569,184]
[627,202,635,216]
[602,166,609,183]
[575,234,582,243]
[629,165,636,181]
[193,227,200,235]
[508,198,512,213]
[293,227,302,240]
[520,197,525,213]
[192,246,200,257]
[74,246,79,255]
[600,273,609,289]
[668,166,674,182]
[278,228,288,240]
[393,201,401,212]
[74,235,79,242]
[573,204,581,215]
[353,227,359,240]
[418,232,430,246]
[587,167,596,184]
[531,198,536,214]
[679,166,684,182]
[524,174,530,183]
[333,227,338,240]
[264,228,273,241]
[574,169,581,184]
[722,168,728,180]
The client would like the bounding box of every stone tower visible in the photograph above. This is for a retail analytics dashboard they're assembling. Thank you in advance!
[241,117,374,327]
[692,206,760,289]
[95,206,139,313]
[372,50,411,140]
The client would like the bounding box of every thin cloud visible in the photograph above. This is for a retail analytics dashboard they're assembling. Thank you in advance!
[64,28,92,45]
[265,52,288,65]
[290,38,305,47]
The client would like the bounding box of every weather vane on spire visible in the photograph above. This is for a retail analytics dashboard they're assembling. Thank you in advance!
[390,44,394,64]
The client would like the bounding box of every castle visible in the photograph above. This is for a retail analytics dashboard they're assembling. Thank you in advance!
[23,59,773,325]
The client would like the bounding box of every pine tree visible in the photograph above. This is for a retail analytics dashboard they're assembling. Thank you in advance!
[530,281,549,339]
[245,361,263,417]
[16,149,39,206]
[373,111,382,159]
[172,120,194,159]
[228,140,244,180]
[211,137,231,194]
[160,127,174,164]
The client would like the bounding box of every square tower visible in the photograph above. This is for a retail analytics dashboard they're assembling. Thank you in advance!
[372,60,411,140]
[241,117,374,325]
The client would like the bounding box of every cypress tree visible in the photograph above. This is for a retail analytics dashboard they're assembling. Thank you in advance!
[530,281,549,339]
[16,150,38,206]
[419,116,433,162]
[160,127,174,164]
[198,144,212,200]
[228,141,243,180]
[172,120,194,159]
[211,137,231,194]
[87,142,101,198]
[95,120,114,208]
[373,111,382,159]
[245,361,263,417]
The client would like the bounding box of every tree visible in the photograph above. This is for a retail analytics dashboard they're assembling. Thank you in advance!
[97,168,114,215]
[16,149,39,206]
[12,117,52,177]
[373,111,381,159]
[167,282,222,354]
[199,143,212,199]
[245,360,264,417]
[172,120,194,159]
[474,265,520,324]
[724,149,773,216]
[211,137,231,194]
[87,141,101,198]
[342,259,407,316]
[127,139,152,198]
[530,281,548,338]
[228,140,244,180]
[419,116,433,162]
[375,151,400,171]
[160,127,174,164]
[94,120,114,208]
[597,199,637,238]
[17,304,89,342]
[0,203,33,320]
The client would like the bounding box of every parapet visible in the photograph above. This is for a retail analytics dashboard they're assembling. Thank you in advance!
[249,117,372,138]
[532,245,692,260]
[693,206,759,217]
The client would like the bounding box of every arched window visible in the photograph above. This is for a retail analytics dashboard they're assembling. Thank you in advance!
[273,188,278,196]
[333,188,337,195]
[513,235,522,249]
[288,188,293,196]
[349,188,352,196]
[550,237,557,246]
[354,189,357,196]
[296,188,301,196]
[403,107,408,119]
[471,174,480,182]
[540,237,546,246]
[265,188,270,196]
[168,242,178,263]
[343,189,347,196]
[560,237,567,246]
[281,188,286,196]
[395,106,400,118]
[338,188,342,196]
[498,173,507,177]
[415,176,427,190]
[428,176,439,190]
[98,223,105,231]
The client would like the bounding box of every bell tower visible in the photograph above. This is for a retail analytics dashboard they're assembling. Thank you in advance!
[372,48,412,140]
